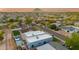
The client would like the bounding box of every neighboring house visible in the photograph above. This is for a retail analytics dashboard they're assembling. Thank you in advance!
[53,23,61,27]
[62,26,79,33]
[53,21,61,27]
[22,31,53,48]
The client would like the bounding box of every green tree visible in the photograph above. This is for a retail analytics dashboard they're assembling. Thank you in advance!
[65,32,79,50]
[25,17,33,25]
[0,30,4,42]
[49,24,59,31]
[15,16,20,22]
[40,21,50,27]
[7,18,18,29]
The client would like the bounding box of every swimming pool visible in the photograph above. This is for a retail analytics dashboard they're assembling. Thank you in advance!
[15,36,24,46]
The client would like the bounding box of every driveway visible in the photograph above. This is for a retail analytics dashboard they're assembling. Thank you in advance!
[49,42,68,50]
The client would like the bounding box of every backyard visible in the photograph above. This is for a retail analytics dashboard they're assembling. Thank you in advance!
[12,30,20,36]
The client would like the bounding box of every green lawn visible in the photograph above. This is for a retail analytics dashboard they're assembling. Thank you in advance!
[13,30,20,36]
[53,37,57,41]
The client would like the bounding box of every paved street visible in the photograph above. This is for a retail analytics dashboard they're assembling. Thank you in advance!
[2,28,17,50]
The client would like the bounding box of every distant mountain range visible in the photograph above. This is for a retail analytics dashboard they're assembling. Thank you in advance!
[0,8,79,12]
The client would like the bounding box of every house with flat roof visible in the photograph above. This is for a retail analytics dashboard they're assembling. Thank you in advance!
[22,31,53,48]
[62,26,79,33]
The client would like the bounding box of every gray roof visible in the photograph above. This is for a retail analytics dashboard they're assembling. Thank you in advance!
[62,27,75,31]
[23,31,52,43]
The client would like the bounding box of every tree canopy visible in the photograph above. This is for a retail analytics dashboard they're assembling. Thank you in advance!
[49,24,60,31]
[25,17,33,25]
[65,32,79,50]
[0,30,4,41]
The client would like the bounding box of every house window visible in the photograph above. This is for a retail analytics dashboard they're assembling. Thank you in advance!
[38,43,41,44]
[31,45,34,48]
[43,41,46,44]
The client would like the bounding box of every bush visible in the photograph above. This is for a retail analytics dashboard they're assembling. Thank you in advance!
[0,30,4,41]
[13,31,20,36]
[65,32,79,50]
[49,24,60,31]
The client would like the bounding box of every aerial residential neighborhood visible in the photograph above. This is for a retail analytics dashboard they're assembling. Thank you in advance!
[0,8,79,50]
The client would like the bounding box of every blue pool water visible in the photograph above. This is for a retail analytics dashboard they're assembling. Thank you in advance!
[15,36,24,46]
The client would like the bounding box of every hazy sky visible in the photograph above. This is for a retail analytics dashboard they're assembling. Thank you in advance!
[0,8,79,12]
